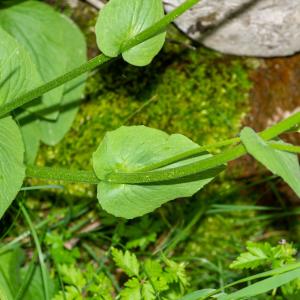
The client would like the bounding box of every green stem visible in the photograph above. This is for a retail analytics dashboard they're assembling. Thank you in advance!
[139,137,240,172]
[26,112,300,185]
[19,202,49,300]
[0,55,112,118]
[107,112,300,184]
[268,142,300,153]
[0,0,201,118]
[26,166,99,184]
[121,0,200,52]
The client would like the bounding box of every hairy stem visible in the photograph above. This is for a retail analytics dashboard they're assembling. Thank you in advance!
[26,166,99,184]
[0,55,112,118]
[0,0,201,118]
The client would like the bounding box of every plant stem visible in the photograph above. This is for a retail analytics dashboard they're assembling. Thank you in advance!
[0,55,112,118]
[139,137,240,172]
[121,0,200,52]
[107,112,300,184]
[19,202,49,300]
[268,142,300,153]
[26,166,99,184]
[26,112,300,185]
[0,0,201,118]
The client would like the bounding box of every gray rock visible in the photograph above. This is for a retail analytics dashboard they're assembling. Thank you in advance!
[164,0,300,57]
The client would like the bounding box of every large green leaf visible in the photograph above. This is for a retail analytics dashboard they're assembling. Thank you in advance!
[0,246,56,300]
[95,0,166,66]
[0,27,40,105]
[1,2,87,161]
[240,127,300,197]
[0,247,23,300]
[0,117,25,219]
[93,126,224,219]
[0,1,69,119]
[38,14,87,146]
[0,247,24,295]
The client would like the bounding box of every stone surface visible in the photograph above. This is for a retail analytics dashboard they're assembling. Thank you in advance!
[164,0,300,57]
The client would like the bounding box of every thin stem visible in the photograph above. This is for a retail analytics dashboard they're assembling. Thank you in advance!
[26,166,99,184]
[0,0,201,118]
[268,142,300,153]
[121,0,200,52]
[19,202,49,300]
[139,137,240,172]
[260,111,300,139]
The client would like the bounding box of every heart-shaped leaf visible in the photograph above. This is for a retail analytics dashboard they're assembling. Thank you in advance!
[240,127,300,197]
[0,28,29,219]
[0,117,25,219]
[95,0,166,66]
[93,126,224,219]
[2,2,87,162]
[0,27,40,105]
[38,14,87,146]
[0,1,70,119]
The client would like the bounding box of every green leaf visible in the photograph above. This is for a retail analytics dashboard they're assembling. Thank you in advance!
[58,264,86,289]
[0,1,68,119]
[93,126,224,219]
[111,247,140,277]
[179,289,216,300]
[17,112,41,164]
[0,27,40,105]
[1,2,87,156]
[95,0,166,66]
[0,247,24,300]
[120,277,142,300]
[218,268,300,300]
[230,242,273,270]
[240,127,300,197]
[21,265,56,300]
[141,281,155,300]
[0,117,25,219]
[38,14,87,145]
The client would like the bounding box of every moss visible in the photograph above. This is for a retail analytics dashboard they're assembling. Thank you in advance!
[39,38,252,176]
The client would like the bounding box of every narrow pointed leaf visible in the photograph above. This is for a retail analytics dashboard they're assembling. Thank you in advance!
[218,268,300,300]
[240,127,300,197]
